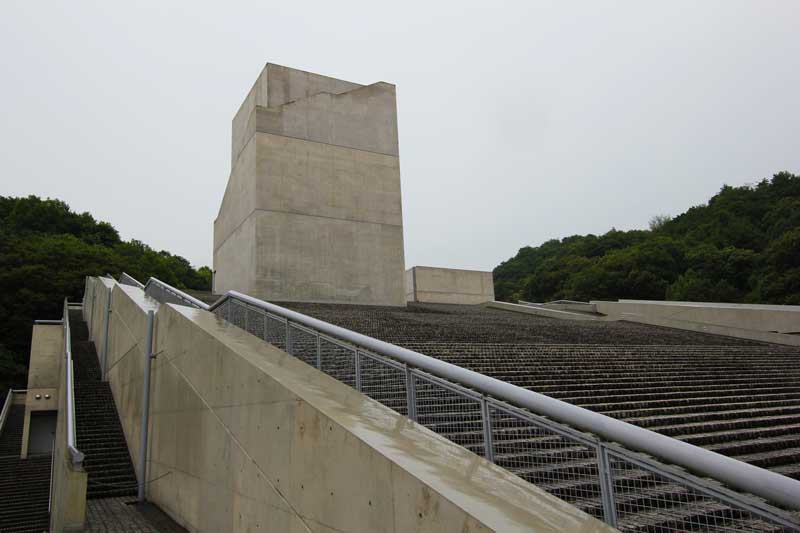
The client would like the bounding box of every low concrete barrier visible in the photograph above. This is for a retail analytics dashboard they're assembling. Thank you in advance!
[488,300,603,321]
[406,266,495,304]
[95,279,612,532]
[595,300,800,346]
[49,329,87,533]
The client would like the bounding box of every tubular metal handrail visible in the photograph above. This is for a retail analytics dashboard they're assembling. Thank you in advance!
[0,388,25,437]
[128,276,800,523]
[142,276,208,309]
[120,272,145,289]
[62,299,84,467]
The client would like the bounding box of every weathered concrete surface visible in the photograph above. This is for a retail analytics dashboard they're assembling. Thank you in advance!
[50,332,87,533]
[232,63,363,166]
[406,266,495,304]
[90,278,612,532]
[488,300,603,321]
[85,276,115,360]
[21,324,62,457]
[215,64,406,307]
[595,299,800,346]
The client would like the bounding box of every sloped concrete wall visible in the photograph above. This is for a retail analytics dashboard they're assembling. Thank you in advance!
[603,299,800,333]
[50,325,87,533]
[595,299,800,346]
[93,278,612,532]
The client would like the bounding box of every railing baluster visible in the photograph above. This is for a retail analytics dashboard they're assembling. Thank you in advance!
[354,350,362,392]
[597,444,618,528]
[405,365,417,421]
[480,397,494,462]
[316,333,322,369]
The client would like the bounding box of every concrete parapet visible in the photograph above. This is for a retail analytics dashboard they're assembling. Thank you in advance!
[49,336,87,533]
[406,266,495,304]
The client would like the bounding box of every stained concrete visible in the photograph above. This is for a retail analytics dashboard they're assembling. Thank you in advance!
[90,278,613,532]
[406,266,495,304]
[215,64,406,307]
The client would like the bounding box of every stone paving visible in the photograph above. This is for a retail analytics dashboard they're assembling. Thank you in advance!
[85,497,186,533]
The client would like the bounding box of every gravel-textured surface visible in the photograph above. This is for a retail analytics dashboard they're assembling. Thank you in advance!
[279,301,766,346]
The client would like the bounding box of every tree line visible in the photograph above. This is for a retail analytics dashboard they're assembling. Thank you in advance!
[0,196,211,393]
[493,171,800,305]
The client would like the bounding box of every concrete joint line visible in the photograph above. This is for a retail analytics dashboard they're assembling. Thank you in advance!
[162,353,313,532]
[214,207,402,254]
[103,342,141,375]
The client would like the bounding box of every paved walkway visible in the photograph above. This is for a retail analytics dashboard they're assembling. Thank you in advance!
[85,497,186,533]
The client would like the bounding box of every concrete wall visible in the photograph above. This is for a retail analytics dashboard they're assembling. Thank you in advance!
[406,266,495,305]
[21,324,62,457]
[94,278,612,532]
[49,323,87,533]
[595,299,800,346]
[232,63,363,166]
[215,64,406,306]
[602,299,800,334]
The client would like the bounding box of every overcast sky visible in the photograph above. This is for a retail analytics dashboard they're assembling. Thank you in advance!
[1,1,798,271]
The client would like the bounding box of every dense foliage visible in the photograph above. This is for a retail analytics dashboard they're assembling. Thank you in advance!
[0,196,211,392]
[494,172,800,305]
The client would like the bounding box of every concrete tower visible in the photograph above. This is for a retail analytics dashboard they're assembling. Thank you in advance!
[213,64,406,306]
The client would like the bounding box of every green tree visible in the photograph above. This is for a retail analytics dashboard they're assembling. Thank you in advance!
[494,172,800,305]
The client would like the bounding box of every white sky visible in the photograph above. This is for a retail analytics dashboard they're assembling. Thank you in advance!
[1,1,798,271]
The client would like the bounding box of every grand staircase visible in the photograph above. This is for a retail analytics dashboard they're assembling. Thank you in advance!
[273,300,800,531]
[0,405,51,533]
[69,309,138,499]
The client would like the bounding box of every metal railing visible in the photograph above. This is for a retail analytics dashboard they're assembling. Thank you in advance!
[141,276,208,309]
[62,299,84,467]
[129,276,800,530]
[119,272,145,289]
[0,389,25,439]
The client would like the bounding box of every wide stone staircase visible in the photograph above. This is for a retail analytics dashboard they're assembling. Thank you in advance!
[69,309,138,499]
[268,301,800,531]
[0,405,51,533]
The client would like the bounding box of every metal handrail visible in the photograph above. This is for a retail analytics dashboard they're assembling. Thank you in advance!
[120,272,145,289]
[0,388,25,437]
[142,277,208,309]
[127,276,800,513]
[62,299,84,467]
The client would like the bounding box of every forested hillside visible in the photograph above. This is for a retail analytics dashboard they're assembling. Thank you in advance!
[0,196,211,392]
[494,171,800,305]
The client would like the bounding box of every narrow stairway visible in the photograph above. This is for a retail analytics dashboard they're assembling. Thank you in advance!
[0,404,51,533]
[69,309,138,499]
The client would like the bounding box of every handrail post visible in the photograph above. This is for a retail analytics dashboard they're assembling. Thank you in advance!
[101,290,112,380]
[315,332,322,369]
[354,350,362,392]
[597,444,619,528]
[480,397,494,462]
[88,280,95,341]
[138,310,155,502]
[405,365,417,421]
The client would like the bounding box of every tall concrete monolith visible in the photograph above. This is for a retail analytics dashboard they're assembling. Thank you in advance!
[213,63,406,306]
